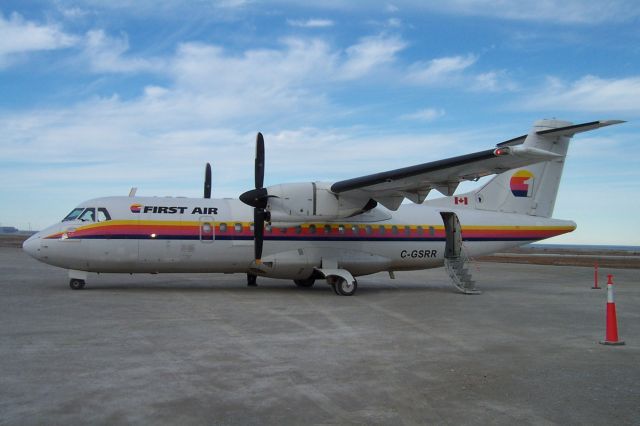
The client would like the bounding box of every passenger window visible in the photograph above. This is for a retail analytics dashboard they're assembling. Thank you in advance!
[324,225,332,234]
[62,208,84,222]
[429,226,435,236]
[338,225,345,234]
[404,226,411,236]
[78,208,96,222]
[309,224,316,234]
[97,208,111,222]
[234,223,243,232]
[351,225,359,233]
[266,224,272,233]
[365,225,372,235]
[391,225,398,235]
[378,225,385,235]
[417,226,423,235]
[295,226,302,234]
[219,223,227,232]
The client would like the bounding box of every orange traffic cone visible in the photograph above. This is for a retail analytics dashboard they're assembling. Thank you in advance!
[599,274,624,346]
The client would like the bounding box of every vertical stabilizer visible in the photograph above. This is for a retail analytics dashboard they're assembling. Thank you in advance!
[473,119,573,217]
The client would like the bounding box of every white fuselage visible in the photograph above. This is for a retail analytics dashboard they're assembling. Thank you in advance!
[23,196,576,280]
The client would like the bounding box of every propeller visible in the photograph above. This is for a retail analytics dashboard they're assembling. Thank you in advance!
[204,163,212,199]
[239,133,269,263]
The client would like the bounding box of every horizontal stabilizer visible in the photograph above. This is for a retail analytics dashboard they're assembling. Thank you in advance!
[497,120,625,147]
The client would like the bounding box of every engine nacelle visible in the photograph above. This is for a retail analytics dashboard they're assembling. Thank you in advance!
[266,182,370,223]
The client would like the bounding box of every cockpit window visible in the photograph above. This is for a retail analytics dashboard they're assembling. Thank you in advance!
[78,208,96,222]
[97,208,111,222]
[62,208,84,222]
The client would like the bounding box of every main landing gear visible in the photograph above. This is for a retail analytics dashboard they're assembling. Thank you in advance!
[69,279,86,290]
[247,273,258,287]
[327,276,357,296]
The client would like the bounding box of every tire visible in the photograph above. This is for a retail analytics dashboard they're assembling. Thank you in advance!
[335,277,357,296]
[294,278,315,288]
[69,279,85,290]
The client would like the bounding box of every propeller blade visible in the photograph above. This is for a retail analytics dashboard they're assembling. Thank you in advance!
[204,163,212,199]
[255,132,264,189]
[254,208,264,261]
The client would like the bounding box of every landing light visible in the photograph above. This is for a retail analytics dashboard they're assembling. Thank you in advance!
[150,233,157,238]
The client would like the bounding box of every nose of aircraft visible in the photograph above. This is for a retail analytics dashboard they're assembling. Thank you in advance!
[22,233,41,259]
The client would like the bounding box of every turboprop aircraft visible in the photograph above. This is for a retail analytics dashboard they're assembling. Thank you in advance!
[23,119,623,295]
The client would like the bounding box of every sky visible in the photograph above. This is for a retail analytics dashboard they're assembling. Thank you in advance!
[0,0,639,245]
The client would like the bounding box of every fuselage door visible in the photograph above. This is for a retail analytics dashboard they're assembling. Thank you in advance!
[199,216,215,243]
[440,211,462,259]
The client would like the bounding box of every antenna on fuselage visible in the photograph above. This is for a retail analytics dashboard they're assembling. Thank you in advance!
[128,187,137,197]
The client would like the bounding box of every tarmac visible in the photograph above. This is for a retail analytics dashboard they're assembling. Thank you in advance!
[1,245,638,425]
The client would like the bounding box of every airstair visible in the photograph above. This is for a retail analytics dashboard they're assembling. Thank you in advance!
[444,249,480,294]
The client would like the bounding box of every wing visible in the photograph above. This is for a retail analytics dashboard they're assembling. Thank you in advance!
[330,120,623,210]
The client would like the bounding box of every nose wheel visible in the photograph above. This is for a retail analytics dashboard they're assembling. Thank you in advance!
[69,279,86,290]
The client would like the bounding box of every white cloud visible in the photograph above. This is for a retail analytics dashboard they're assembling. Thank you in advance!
[340,34,406,79]
[419,0,640,24]
[60,7,90,19]
[522,75,640,113]
[406,54,476,85]
[287,18,334,28]
[401,108,445,121]
[0,11,77,65]
[386,4,399,13]
[83,29,164,73]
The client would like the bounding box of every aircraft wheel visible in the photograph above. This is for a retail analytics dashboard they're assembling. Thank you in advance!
[69,279,85,290]
[334,277,357,296]
[294,278,315,288]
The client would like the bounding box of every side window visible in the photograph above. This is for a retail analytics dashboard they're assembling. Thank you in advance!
[78,208,96,222]
[219,223,227,233]
[234,223,243,233]
[97,208,111,222]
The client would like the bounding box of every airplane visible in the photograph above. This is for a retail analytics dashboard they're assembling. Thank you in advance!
[23,119,624,295]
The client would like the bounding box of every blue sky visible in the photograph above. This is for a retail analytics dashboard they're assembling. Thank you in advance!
[1,0,639,245]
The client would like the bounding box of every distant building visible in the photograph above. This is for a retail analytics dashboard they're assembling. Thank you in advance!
[0,226,19,234]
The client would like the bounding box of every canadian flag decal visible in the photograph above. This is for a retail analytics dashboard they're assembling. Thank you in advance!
[454,196,468,205]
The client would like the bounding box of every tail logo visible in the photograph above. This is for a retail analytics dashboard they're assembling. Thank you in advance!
[510,170,535,197]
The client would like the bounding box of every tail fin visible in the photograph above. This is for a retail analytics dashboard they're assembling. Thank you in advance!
[467,119,623,217]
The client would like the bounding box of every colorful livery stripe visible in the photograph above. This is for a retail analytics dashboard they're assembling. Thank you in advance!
[46,220,575,243]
